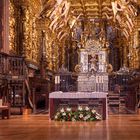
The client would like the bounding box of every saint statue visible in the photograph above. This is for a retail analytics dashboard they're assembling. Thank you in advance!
[89,54,98,73]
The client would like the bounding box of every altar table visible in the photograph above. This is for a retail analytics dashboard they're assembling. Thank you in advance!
[49,91,108,120]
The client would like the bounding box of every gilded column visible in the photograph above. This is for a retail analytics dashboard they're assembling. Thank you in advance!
[4,0,9,53]
[136,17,140,69]
[48,40,53,70]
[23,7,32,60]
[122,41,128,67]
[9,1,16,53]
[0,0,3,51]
[0,0,9,53]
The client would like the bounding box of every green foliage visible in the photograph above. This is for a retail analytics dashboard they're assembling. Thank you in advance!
[54,106,102,122]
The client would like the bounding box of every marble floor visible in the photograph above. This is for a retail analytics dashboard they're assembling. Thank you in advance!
[0,115,140,140]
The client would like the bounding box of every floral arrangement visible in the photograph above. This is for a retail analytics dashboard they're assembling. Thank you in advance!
[54,106,102,121]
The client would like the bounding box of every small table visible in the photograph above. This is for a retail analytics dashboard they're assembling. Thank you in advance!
[0,106,10,119]
[49,91,108,120]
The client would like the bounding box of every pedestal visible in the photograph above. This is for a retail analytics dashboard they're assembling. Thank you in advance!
[78,73,108,92]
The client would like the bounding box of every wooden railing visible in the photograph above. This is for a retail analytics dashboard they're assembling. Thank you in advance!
[0,53,8,75]
[108,72,140,113]
[9,56,25,77]
[0,52,25,77]
[0,53,34,109]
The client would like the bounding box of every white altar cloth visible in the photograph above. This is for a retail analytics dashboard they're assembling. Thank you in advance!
[49,91,108,99]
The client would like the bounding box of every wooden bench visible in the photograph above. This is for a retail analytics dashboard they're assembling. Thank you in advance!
[0,106,10,119]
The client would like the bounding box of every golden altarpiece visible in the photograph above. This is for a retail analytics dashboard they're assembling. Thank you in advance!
[77,39,109,92]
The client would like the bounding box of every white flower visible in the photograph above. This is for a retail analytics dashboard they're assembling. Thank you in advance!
[96,113,102,119]
[95,116,101,120]
[60,108,64,113]
[87,115,91,119]
[56,112,60,115]
[84,117,87,121]
[92,109,96,114]
[55,115,58,119]
[66,107,71,112]
[62,112,66,116]
[78,106,83,111]
[84,115,91,121]
[85,106,89,111]
[79,114,83,118]
[72,118,76,122]
[96,113,100,116]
